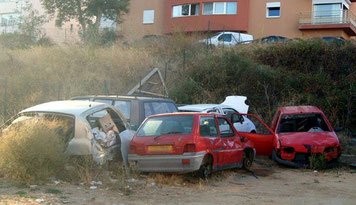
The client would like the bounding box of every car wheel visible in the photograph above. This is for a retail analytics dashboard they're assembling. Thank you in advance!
[199,156,212,179]
[242,150,254,170]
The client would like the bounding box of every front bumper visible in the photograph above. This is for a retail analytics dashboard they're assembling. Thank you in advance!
[128,151,206,173]
[272,149,340,168]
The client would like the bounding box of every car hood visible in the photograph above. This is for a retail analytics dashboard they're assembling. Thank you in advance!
[221,96,249,113]
[278,132,340,148]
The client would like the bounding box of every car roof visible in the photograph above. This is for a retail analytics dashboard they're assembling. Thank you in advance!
[178,104,233,112]
[20,100,107,116]
[146,112,225,118]
[71,95,173,102]
[279,106,322,114]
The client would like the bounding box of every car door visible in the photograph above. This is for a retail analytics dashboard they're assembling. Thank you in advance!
[232,113,275,156]
[217,117,243,167]
[217,34,232,47]
[198,116,224,169]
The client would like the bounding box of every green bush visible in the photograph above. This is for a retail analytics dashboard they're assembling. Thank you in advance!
[0,119,68,183]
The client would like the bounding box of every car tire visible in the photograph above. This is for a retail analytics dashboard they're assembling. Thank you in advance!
[242,150,254,170]
[199,156,213,179]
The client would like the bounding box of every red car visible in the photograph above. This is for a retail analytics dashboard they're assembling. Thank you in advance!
[235,106,341,167]
[128,113,255,178]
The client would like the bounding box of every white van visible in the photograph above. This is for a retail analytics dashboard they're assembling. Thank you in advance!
[200,32,253,47]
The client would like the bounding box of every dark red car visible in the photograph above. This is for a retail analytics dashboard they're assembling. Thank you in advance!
[235,106,341,167]
[128,113,255,177]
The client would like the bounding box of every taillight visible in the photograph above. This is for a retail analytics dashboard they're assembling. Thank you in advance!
[129,145,136,154]
[184,144,196,153]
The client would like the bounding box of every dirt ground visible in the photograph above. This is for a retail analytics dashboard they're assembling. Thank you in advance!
[0,158,355,205]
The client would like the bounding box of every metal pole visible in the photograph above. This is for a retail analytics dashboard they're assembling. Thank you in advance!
[3,77,7,120]
[57,83,61,100]
[183,49,186,70]
[206,21,210,51]
[164,62,167,81]
[104,80,109,94]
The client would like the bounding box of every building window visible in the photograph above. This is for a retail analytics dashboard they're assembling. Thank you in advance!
[203,2,237,15]
[266,2,280,18]
[172,4,200,17]
[143,10,154,24]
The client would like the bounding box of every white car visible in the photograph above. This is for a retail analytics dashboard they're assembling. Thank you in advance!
[178,104,256,133]
[200,32,253,47]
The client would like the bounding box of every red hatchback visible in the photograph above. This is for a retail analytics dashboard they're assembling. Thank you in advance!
[128,113,255,177]
[235,106,341,167]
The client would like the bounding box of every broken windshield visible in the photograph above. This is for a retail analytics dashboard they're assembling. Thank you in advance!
[278,113,330,133]
[136,115,194,137]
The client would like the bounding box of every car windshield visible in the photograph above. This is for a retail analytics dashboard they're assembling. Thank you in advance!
[278,113,330,133]
[144,102,178,118]
[136,115,194,137]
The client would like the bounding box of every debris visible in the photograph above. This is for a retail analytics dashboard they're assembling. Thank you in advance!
[61,200,70,204]
[79,182,84,186]
[35,199,45,203]
[90,181,103,186]
[54,180,60,185]
[90,186,97,190]
[29,185,38,190]
[314,170,318,173]
[314,179,320,183]
[151,182,156,187]
[127,178,136,183]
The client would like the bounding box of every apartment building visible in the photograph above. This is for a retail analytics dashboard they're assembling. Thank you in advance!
[0,0,79,43]
[119,0,356,41]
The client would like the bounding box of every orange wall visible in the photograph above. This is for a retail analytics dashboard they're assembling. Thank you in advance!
[119,0,165,41]
[248,0,311,39]
[164,0,249,33]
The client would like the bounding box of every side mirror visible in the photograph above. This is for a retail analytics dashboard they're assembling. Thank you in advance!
[334,127,342,132]
[240,136,245,142]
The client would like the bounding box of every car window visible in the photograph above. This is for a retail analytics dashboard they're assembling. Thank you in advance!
[207,109,219,114]
[9,112,75,145]
[200,117,218,137]
[93,99,113,105]
[87,108,126,133]
[144,102,177,118]
[278,113,330,133]
[114,100,131,120]
[137,115,194,137]
[217,118,234,138]
[218,34,232,42]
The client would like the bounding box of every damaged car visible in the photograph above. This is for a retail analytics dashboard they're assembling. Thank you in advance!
[5,101,134,166]
[128,112,255,178]
[236,106,342,167]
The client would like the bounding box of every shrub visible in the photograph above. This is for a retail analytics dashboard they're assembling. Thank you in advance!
[0,118,68,183]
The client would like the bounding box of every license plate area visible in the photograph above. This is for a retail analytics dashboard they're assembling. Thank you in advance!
[147,145,173,153]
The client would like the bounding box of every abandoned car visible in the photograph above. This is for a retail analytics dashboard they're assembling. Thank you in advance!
[237,106,342,167]
[128,113,255,178]
[71,95,178,130]
[7,101,134,165]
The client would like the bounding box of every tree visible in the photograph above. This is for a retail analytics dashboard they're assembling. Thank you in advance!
[40,0,130,33]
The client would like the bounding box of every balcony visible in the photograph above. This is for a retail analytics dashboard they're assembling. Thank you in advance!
[299,10,356,36]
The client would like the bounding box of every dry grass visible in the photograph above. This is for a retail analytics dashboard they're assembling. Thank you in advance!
[0,118,68,183]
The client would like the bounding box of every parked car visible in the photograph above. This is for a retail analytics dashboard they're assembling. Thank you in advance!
[71,95,178,130]
[4,101,134,166]
[128,113,255,178]
[235,106,342,167]
[178,104,257,133]
[199,32,254,47]
[252,36,288,44]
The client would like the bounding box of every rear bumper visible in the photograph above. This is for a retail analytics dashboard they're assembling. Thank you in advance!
[128,151,206,173]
